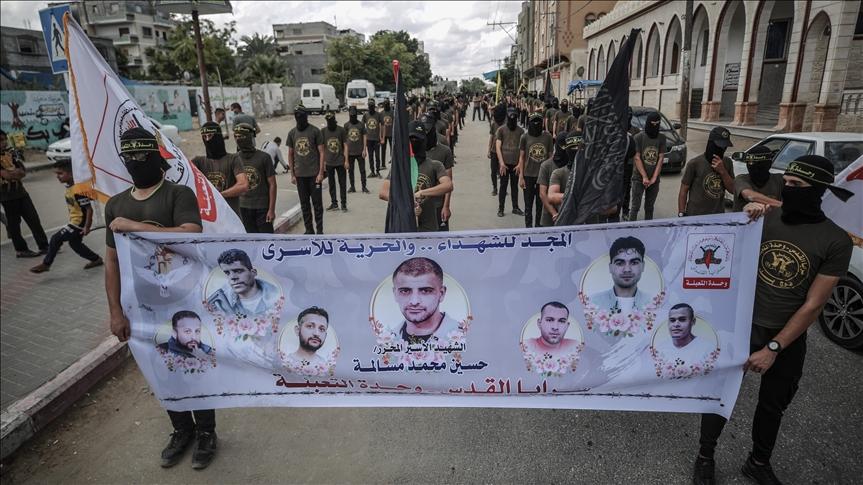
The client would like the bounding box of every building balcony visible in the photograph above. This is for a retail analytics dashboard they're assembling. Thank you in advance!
[88,13,135,25]
[153,14,174,27]
[115,35,140,45]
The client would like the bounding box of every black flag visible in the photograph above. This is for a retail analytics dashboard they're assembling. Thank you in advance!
[556,30,639,226]
[385,60,418,233]
[543,69,554,103]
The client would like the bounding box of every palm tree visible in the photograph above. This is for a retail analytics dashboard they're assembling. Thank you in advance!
[242,54,290,85]
[238,33,278,58]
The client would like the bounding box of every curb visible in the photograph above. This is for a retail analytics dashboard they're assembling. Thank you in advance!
[0,338,129,461]
[24,161,56,173]
[274,203,303,234]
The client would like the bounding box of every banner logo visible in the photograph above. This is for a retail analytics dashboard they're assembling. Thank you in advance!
[684,234,733,289]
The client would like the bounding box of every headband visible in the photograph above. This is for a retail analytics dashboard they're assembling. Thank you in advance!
[119,138,158,153]
[786,160,854,202]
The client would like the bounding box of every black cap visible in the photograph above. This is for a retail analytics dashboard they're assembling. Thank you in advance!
[348,106,357,115]
[324,111,336,119]
[708,126,733,148]
[294,104,307,114]
[408,121,426,140]
[234,123,255,136]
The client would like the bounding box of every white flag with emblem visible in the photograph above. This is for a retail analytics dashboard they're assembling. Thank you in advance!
[63,13,244,233]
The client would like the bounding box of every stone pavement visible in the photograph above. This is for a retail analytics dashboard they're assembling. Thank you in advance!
[2,113,862,484]
[0,233,109,410]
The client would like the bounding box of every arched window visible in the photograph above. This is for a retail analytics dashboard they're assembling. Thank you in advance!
[646,25,660,78]
[664,16,683,75]
[607,42,616,73]
[631,34,643,80]
[597,45,606,79]
[588,48,595,79]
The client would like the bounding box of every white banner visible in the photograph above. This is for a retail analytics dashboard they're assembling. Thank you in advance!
[117,215,762,418]
[63,14,243,233]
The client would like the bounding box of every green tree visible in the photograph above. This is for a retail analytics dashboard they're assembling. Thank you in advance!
[459,77,486,94]
[145,18,238,83]
[324,30,433,95]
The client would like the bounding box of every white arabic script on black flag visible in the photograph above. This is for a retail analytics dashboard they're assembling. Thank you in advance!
[557,29,639,226]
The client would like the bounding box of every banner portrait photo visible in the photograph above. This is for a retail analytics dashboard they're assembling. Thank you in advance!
[116,214,762,418]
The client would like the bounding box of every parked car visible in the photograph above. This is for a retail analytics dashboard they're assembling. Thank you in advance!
[629,106,687,173]
[729,132,863,181]
[730,134,863,350]
[374,91,391,106]
[46,118,181,163]
[819,246,863,350]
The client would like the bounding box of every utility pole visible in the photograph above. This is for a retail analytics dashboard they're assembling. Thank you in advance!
[679,0,694,139]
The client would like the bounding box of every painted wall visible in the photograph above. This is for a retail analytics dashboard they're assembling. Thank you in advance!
[127,85,193,131]
[0,90,69,149]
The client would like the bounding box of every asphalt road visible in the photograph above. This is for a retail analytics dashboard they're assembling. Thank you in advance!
[3,115,860,484]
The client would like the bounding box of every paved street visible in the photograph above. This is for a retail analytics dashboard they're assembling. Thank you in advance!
[2,115,861,484]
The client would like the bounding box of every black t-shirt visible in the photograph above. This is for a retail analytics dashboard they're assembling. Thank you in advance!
[344,121,366,156]
[322,126,347,167]
[495,125,525,166]
[191,154,245,213]
[753,211,853,328]
[363,112,381,141]
[237,150,275,209]
[104,182,201,248]
[519,132,554,177]
[287,125,324,177]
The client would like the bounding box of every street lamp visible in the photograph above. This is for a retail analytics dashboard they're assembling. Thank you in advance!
[155,0,233,123]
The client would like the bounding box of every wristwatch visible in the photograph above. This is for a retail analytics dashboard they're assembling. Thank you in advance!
[767,340,782,352]
[677,212,685,217]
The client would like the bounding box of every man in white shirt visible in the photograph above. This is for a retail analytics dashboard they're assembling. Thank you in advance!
[261,137,288,173]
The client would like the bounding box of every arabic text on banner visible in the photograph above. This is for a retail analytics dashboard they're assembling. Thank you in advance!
[117,214,761,418]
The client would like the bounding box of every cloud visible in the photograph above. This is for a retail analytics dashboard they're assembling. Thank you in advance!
[0,0,521,81]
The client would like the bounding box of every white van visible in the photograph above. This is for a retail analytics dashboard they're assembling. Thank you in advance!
[345,79,376,112]
[300,83,338,114]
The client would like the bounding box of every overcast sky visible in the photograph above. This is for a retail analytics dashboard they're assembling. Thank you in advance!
[0,1,521,81]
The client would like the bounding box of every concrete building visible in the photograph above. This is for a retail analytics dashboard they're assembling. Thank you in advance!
[52,0,174,75]
[520,1,617,96]
[272,21,368,85]
[583,0,863,133]
[0,26,117,90]
[516,1,535,86]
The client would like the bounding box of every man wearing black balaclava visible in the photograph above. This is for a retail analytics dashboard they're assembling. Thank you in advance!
[235,123,276,233]
[104,127,217,470]
[544,98,558,134]
[552,99,573,138]
[619,108,639,221]
[538,131,573,227]
[629,111,666,220]
[423,114,455,231]
[363,99,383,177]
[344,106,369,193]
[287,105,325,234]
[547,133,582,224]
[518,112,553,227]
[379,121,453,232]
[732,145,784,211]
[693,154,853,485]
[322,111,349,212]
[495,106,525,218]
[679,126,735,217]
[380,100,394,170]
[487,103,507,196]
[191,122,248,216]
